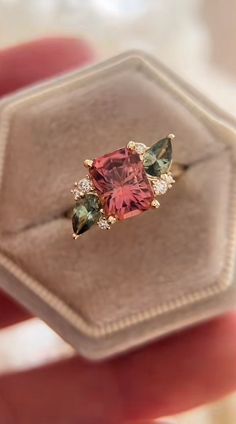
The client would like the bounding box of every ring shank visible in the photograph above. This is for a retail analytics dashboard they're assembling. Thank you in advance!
[171,162,187,180]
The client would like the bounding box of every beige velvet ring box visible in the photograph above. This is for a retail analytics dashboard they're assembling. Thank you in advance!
[0,51,236,360]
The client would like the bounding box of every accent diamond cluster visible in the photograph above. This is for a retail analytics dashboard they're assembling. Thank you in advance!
[71,135,175,239]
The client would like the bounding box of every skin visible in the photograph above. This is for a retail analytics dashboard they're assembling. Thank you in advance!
[0,38,236,424]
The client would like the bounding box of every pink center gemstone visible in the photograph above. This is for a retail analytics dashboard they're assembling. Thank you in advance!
[89,147,154,220]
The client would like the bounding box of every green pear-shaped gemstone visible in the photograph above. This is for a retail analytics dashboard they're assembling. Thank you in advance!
[72,193,101,236]
[143,137,172,177]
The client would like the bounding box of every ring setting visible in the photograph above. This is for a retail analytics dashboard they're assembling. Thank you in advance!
[71,134,175,239]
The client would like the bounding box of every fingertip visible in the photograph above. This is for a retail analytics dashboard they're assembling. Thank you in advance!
[0,37,95,96]
[0,292,31,328]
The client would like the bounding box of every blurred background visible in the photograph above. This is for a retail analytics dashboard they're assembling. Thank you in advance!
[0,0,236,423]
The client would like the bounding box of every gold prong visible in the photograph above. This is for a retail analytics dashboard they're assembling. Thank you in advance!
[108,216,117,224]
[100,208,104,214]
[151,199,160,208]
[127,140,136,150]
[74,182,78,187]
[84,159,93,168]
[167,133,175,140]
[72,233,79,240]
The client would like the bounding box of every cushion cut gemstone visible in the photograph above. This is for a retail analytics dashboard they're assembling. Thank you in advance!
[89,147,154,220]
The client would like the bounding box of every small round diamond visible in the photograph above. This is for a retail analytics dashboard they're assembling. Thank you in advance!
[152,179,168,195]
[71,187,82,200]
[127,141,136,150]
[161,173,175,186]
[127,141,147,155]
[78,178,93,193]
[74,189,81,200]
[97,217,111,230]
[135,143,147,155]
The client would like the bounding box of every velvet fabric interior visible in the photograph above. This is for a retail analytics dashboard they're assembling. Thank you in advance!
[0,58,231,332]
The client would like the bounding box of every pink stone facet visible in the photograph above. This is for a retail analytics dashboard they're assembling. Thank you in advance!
[89,148,154,220]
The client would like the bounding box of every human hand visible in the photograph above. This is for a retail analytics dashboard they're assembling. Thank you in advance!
[0,38,236,424]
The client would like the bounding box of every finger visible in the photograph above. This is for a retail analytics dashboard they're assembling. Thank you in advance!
[0,37,95,327]
[0,314,236,423]
[0,37,94,96]
[0,292,30,329]
[116,313,236,420]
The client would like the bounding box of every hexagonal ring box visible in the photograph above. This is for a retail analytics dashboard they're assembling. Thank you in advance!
[0,51,235,360]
